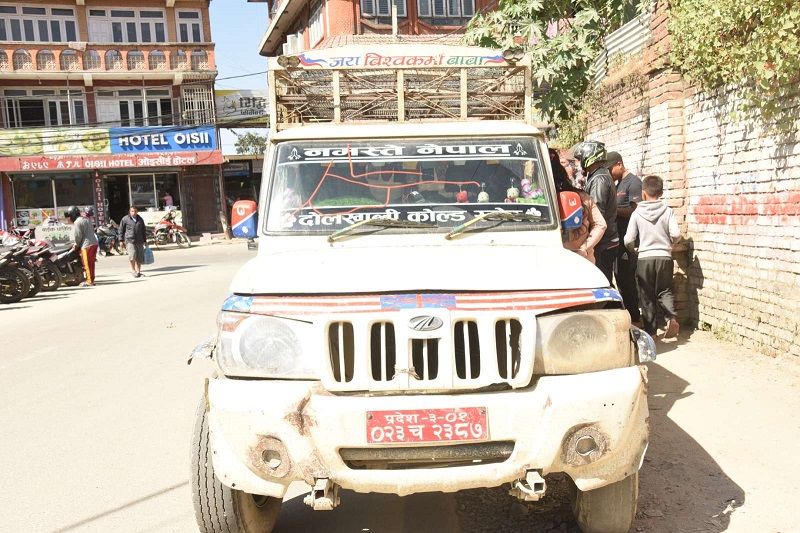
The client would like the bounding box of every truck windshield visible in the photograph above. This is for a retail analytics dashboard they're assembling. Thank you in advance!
[265,137,555,234]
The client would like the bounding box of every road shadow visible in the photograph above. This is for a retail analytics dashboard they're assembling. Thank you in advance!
[637,362,745,531]
[92,279,132,286]
[652,327,695,356]
[25,294,70,302]
[274,489,459,533]
[675,237,703,330]
[141,270,196,278]
[144,264,205,273]
[48,481,188,533]
[0,305,31,311]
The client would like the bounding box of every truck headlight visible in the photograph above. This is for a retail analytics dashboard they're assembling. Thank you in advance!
[535,310,634,374]
[215,312,319,379]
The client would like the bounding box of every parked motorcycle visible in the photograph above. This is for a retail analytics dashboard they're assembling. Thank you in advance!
[96,219,124,256]
[27,245,63,292]
[2,246,43,298]
[0,250,30,304]
[50,246,86,287]
[153,210,190,248]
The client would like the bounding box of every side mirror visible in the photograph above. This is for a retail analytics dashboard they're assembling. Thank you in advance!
[558,191,583,230]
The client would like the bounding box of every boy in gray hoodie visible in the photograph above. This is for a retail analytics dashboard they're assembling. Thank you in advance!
[624,175,681,338]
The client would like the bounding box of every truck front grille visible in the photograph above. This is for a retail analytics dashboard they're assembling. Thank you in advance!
[454,320,480,379]
[328,321,355,383]
[369,322,396,382]
[495,319,522,379]
[339,441,515,470]
[411,339,439,380]
[325,315,533,391]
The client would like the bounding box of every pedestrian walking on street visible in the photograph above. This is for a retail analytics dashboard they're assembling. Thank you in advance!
[67,205,99,287]
[606,151,643,326]
[624,175,681,338]
[574,141,619,284]
[119,206,147,278]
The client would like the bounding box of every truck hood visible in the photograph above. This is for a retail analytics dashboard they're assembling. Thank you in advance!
[230,245,610,295]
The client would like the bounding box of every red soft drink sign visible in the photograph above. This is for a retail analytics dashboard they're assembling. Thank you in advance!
[558,191,583,230]
[231,200,258,238]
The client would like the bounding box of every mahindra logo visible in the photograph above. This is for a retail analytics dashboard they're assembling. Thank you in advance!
[409,316,443,332]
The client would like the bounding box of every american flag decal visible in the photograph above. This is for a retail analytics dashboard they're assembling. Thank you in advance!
[225,288,623,316]
[380,293,457,309]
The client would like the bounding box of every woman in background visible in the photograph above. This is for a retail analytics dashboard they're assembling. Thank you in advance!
[549,149,606,264]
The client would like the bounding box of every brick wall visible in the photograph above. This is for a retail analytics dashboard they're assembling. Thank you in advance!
[586,2,800,357]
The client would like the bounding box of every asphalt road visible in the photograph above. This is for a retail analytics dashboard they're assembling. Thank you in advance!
[1,243,799,533]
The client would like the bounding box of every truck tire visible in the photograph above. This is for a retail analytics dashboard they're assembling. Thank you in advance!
[191,399,282,533]
[570,471,638,533]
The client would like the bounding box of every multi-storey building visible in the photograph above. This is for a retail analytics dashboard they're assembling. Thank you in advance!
[251,0,492,56]
[0,0,223,235]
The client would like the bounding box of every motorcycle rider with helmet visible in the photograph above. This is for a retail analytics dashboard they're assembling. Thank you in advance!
[574,141,619,284]
[67,205,99,287]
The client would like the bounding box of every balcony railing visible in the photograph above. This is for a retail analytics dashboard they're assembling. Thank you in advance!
[0,43,216,74]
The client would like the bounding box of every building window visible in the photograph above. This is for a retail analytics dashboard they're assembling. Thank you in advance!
[107,173,180,212]
[177,10,203,43]
[0,4,77,42]
[308,1,323,45]
[2,88,87,128]
[95,88,174,127]
[181,86,214,126]
[13,175,94,228]
[88,8,165,43]
[417,0,473,23]
[361,0,406,17]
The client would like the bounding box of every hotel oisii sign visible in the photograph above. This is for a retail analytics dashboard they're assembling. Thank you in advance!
[0,126,222,172]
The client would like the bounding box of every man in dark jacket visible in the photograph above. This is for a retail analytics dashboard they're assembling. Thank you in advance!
[607,151,643,325]
[118,205,147,278]
[575,141,619,284]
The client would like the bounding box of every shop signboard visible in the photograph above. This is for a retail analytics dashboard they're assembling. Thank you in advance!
[93,174,106,226]
[0,128,112,157]
[16,206,94,229]
[215,89,270,127]
[0,127,222,172]
[111,126,217,153]
[223,162,251,177]
[36,224,74,245]
[0,151,223,172]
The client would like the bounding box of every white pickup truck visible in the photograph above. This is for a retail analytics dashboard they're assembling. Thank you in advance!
[189,44,655,533]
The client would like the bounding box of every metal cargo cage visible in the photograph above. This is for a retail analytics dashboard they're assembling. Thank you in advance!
[268,45,532,130]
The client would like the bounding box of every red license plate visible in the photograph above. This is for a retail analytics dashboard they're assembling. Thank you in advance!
[366,407,488,444]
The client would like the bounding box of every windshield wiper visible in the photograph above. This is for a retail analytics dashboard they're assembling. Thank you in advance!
[445,211,547,240]
[328,217,437,242]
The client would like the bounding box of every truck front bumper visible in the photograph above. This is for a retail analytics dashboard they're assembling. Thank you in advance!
[206,365,649,498]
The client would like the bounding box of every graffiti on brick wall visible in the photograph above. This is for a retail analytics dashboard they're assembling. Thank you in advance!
[691,192,800,225]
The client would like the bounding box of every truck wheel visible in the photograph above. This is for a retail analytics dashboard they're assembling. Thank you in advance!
[191,400,282,533]
[570,472,638,533]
